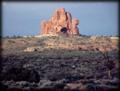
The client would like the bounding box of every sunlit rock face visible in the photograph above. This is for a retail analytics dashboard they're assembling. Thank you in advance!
[40,8,80,36]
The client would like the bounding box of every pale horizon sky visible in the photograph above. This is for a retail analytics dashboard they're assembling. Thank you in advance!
[2,2,118,36]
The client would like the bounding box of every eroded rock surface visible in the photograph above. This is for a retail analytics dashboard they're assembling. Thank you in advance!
[40,8,80,36]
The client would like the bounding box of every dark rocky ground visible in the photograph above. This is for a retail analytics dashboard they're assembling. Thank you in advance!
[0,36,119,91]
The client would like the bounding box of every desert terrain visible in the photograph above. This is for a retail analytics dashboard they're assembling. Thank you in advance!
[0,35,119,91]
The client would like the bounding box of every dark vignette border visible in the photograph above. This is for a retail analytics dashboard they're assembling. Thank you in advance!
[0,0,120,91]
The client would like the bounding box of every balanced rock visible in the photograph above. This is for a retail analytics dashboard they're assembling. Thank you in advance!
[40,8,80,36]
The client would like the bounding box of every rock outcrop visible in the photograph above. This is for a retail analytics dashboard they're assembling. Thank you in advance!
[40,8,80,36]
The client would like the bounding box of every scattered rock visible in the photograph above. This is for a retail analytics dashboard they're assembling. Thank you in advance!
[24,47,37,52]
[64,82,87,90]
[17,81,29,87]
[23,46,44,52]
[38,80,54,89]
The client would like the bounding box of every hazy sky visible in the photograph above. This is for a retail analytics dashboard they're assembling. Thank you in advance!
[2,2,118,36]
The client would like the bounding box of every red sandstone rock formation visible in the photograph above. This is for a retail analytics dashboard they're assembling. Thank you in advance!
[40,8,80,36]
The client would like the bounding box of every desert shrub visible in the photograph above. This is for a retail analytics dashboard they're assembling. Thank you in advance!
[58,50,96,59]
[0,67,40,82]
[7,39,15,44]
